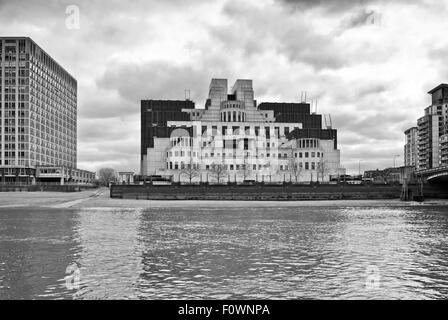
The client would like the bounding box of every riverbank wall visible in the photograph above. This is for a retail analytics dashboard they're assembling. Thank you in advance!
[110,183,448,201]
[0,185,97,192]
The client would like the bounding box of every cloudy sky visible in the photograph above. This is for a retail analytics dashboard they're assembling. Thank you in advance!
[1,0,448,174]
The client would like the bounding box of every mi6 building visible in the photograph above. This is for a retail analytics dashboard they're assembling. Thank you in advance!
[141,78,345,183]
[0,37,94,185]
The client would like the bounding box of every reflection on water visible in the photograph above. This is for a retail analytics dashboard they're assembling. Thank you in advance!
[1,203,448,299]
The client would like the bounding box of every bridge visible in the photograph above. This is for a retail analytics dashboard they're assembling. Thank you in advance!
[415,165,448,183]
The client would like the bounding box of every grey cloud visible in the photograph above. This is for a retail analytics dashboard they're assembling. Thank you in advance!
[277,0,425,12]
[277,0,369,12]
[341,8,377,30]
[96,61,212,105]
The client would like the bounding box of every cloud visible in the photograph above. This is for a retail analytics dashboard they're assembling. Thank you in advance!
[97,61,211,104]
[1,0,448,174]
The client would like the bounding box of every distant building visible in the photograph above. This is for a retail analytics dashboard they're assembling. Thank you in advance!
[118,171,134,184]
[364,166,415,184]
[404,127,418,168]
[406,84,448,171]
[0,37,94,185]
[140,78,345,183]
[441,134,448,166]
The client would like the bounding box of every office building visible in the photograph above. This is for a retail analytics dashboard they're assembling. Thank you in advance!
[141,78,345,183]
[412,84,448,170]
[404,127,418,168]
[0,37,94,185]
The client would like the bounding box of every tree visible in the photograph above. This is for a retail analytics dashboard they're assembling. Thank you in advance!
[98,168,117,186]
[238,152,252,182]
[180,157,200,184]
[317,158,328,183]
[288,158,302,183]
[209,162,227,184]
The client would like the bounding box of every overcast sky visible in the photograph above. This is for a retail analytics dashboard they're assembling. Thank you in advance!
[1,0,448,174]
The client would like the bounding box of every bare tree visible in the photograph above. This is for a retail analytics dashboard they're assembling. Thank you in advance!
[288,158,302,183]
[209,162,227,184]
[317,158,328,183]
[98,168,117,186]
[180,154,199,184]
[238,152,252,182]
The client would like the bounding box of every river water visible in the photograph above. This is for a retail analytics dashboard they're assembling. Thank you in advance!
[1,202,448,299]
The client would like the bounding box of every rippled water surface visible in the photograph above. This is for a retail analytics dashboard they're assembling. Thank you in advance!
[1,202,448,299]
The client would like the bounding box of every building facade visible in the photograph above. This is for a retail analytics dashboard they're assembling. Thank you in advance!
[141,78,345,183]
[411,84,448,171]
[118,171,134,184]
[404,127,418,168]
[0,37,93,185]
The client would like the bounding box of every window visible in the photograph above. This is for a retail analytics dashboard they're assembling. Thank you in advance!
[311,152,315,157]
[311,162,315,170]
[305,152,309,158]
[299,152,303,158]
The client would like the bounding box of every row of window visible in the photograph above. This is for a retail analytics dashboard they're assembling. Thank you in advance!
[167,151,324,158]
[166,162,323,171]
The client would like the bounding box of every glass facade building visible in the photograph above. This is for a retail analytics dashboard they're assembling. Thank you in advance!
[0,37,90,185]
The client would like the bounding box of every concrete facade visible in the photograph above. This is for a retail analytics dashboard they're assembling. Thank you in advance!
[0,37,94,185]
[404,127,418,168]
[141,78,345,183]
[414,84,448,170]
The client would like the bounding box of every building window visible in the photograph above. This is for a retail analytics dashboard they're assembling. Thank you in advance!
[311,162,315,170]
[305,152,309,158]
[305,162,309,170]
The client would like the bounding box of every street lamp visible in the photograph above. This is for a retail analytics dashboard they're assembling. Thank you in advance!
[393,155,401,168]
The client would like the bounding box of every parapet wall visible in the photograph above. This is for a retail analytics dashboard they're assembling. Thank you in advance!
[0,185,97,192]
[110,183,448,201]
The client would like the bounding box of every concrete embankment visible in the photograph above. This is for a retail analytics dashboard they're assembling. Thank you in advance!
[110,183,448,201]
[0,184,97,192]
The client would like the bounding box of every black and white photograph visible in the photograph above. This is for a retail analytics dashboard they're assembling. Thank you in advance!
[1,0,448,309]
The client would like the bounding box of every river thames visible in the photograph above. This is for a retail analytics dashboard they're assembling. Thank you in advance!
[1,191,448,300]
